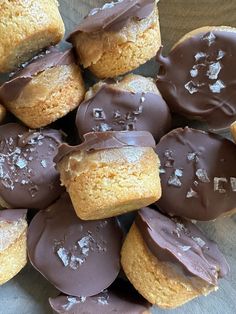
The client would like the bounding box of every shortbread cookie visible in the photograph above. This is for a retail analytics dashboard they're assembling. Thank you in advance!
[230,121,236,142]
[155,127,236,220]
[156,26,236,130]
[0,104,6,124]
[121,207,229,308]
[27,194,122,297]
[0,209,27,285]
[0,0,65,73]
[76,74,171,141]
[55,131,161,220]
[68,0,161,78]
[0,123,63,210]
[0,49,85,128]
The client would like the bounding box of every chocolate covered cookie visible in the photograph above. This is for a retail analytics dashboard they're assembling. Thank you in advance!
[55,131,161,220]
[27,194,122,297]
[0,123,63,210]
[68,0,161,78]
[121,207,229,308]
[0,209,27,285]
[155,127,236,220]
[49,279,151,314]
[156,26,236,130]
[76,74,171,141]
[0,0,64,73]
[0,49,85,128]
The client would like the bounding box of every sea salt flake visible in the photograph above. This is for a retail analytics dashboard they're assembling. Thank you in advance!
[214,177,227,193]
[97,123,112,132]
[190,67,198,78]
[209,80,225,93]
[69,255,84,269]
[202,32,216,46]
[230,177,236,192]
[179,245,191,252]
[57,247,70,267]
[159,168,166,174]
[40,160,47,168]
[194,52,207,61]
[168,174,182,187]
[192,237,206,247]
[186,188,198,198]
[15,157,27,169]
[133,105,143,115]
[93,108,106,120]
[207,62,222,80]
[63,296,86,310]
[217,50,225,60]
[196,169,210,183]
[113,110,121,119]
[140,96,145,103]
[175,169,183,177]
[185,81,198,94]
[97,296,109,305]
[164,149,174,160]
[187,152,197,161]
[125,122,135,131]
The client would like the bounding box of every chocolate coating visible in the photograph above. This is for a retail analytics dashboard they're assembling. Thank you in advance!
[67,0,155,37]
[156,29,236,130]
[55,130,156,164]
[76,85,171,141]
[0,49,75,103]
[27,194,122,297]
[0,209,27,222]
[155,127,236,220]
[0,123,63,210]
[49,280,150,314]
[136,207,229,285]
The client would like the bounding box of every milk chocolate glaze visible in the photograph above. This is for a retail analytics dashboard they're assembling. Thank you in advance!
[49,279,151,314]
[0,123,64,210]
[76,85,171,141]
[27,194,123,297]
[156,29,236,130]
[54,130,156,164]
[0,209,27,222]
[136,207,229,285]
[0,49,75,103]
[155,127,236,220]
[67,0,155,37]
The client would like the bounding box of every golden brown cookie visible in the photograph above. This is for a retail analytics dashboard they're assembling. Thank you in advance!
[0,210,27,285]
[68,1,161,78]
[0,104,6,124]
[55,131,162,220]
[121,208,229,309]
[0,49,85,128]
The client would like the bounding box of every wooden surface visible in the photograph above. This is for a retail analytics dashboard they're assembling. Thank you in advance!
[0,1,235,314]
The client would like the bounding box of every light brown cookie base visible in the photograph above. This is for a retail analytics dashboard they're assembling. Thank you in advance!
[71,8,161,78]
[0,218,27,285]
[5,64,85,128]
[0,0,64,73]
[0,104,6,124]
[57,147,161,220]
[121,224,216,309]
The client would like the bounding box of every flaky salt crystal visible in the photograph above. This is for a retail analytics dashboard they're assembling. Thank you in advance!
[57,247,70,267]
[230,177,236,192]
[214,177,227,193]
[185,81,198,94]
[186,188,198,198]
[207,62,222,80]
[196,169,210,183]
[209,80,225,93]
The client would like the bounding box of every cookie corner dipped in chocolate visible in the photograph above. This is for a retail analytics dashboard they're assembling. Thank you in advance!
[76,84,171,141]
[27,193,122,297]
[155,127,236,220]
[135,207,229,285]
[67,0,156,38]
[156,27,236,130]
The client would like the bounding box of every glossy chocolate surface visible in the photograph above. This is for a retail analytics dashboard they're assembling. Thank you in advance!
[27,194,122,297]
[67,0,155,37]
[49,279,150,314]
[156,29,236,130]
[155,127,236,220]
[136,207,229,285]
[76,85,171,141]
[55,130,156,163]
[0,123,63,209]
[0,49,75,103]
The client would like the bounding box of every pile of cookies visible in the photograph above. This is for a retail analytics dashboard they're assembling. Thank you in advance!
[0,0,235,313]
